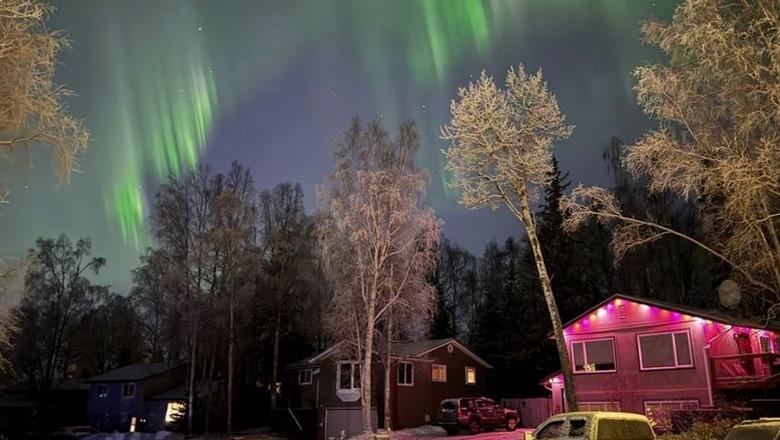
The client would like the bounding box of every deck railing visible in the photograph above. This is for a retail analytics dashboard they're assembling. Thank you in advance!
[709,352,780,389]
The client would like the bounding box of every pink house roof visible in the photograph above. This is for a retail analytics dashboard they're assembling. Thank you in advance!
[562,293,780,332]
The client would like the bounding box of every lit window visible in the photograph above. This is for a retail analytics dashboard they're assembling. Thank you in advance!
[337,361,360,390]
[432,364,447,383]
[299,368,313,385]
[572,338,617,373]
[121,383,135,398]
[465,366,476,385]
[638,331,693,370]
[398,362,413,386]
[97,384,109,398]
[164,402,185,424]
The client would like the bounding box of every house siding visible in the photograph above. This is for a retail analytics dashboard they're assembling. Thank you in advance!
[548,297,780,417]
[392,344,487,429]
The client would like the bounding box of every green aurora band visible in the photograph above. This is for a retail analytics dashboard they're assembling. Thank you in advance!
[84,0,672,247]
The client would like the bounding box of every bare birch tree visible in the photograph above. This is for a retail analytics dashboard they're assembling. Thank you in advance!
[0,0,88,181]
[442,66,578,409]
[562,0,780,314]
[317,119,440,434]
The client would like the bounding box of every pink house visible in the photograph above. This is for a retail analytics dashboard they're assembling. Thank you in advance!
[544,294,780,427]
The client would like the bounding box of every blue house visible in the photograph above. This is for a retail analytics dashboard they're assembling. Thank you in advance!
[84,363,186,432]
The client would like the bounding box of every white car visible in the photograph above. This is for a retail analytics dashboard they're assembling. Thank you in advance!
[525,412,655,440]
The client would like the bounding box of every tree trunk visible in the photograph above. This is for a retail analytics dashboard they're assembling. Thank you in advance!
[383,314,393,430]
[187,326,198,435]
[227,298,235,434]
[270,306,281,413]
[204,344,216,433]
[518,188,578,411]
[362,299,376,434]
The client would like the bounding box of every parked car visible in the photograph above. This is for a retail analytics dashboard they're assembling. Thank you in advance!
[525,412,655,440]
[438,397,520,435]
[724,418,780,440]
[47,426,99,440]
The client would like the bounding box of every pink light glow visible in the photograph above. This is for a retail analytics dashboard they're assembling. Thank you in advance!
[640,304,650,311]
[597,308,607,318]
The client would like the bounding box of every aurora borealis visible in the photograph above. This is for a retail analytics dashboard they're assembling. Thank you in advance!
[0,0,678,292]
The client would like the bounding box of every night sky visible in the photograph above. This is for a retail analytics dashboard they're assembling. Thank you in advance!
[0,0,679,294]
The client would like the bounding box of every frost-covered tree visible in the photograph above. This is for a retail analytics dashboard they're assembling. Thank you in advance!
[563,0,780,313]
[317,119,440,433]
[0,0,88,181]
[442,66,578,409]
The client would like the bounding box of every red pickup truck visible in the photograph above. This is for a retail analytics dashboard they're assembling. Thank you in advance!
[437,397,520,435]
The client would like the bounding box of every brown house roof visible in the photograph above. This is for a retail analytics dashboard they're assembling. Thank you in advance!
[287,338,492,369]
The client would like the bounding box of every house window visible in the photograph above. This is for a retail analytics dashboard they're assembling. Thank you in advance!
[580,401,621,411]
[97,384,109,398]
[644,400,699,431]
[432,364,447,383]
[572,338,617,373]
[299,368,313,385]
[759,335,777,353]
[164,401,185,424]
[465,366,476,385]
[337,361,360,390]
[638,330,693,370]
[121,383,135,398]
[398,362,413,386]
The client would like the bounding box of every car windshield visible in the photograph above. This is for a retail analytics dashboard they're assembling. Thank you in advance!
[726,426,780,440]
[441,401,458,411]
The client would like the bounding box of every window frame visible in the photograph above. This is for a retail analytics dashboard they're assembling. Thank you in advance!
[121,383,135,398]
[336,361,361,391]
[397,361,414,386]
[298,368,313,385]
[97,384,109,399]
[759,335,777,354]
[465,366,477,385]
[570,337,618,374]
[431,364,447,383]
[637,329,694,371]
[644,399,700,430]
[580,401,621,412]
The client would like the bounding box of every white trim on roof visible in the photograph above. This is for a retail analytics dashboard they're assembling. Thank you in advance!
[416,339,493,369]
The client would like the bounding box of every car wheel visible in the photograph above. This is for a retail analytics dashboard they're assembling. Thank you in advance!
[506,418,518,432]
[469,419,481,435]
[445,427,459,436]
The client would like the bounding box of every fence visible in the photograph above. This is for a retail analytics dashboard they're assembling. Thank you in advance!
[502,398,550,428]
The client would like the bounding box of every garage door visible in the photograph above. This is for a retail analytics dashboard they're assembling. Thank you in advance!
[324,408,377,440]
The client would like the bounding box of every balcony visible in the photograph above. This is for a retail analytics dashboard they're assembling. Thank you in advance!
[710,353,780,389]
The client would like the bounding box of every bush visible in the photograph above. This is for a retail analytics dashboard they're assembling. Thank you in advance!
[657,418,737,440]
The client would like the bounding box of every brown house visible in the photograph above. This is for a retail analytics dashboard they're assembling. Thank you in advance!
[282,338,491,439]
